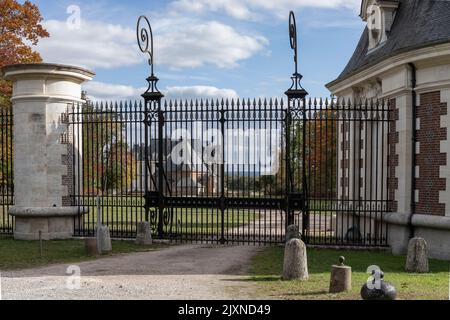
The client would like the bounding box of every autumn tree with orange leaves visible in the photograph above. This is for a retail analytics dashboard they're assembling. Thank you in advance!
[286,109,338,199]
[0,0,49,105]
[0,0,48,190]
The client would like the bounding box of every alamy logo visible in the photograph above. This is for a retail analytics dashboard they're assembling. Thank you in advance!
[170,123,281,176]
[366,4,381,31]
[66,5,81,30]
[366,265,382,290]
[66,265,81,290]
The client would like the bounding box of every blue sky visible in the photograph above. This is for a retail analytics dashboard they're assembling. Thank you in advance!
[32,0,365,100]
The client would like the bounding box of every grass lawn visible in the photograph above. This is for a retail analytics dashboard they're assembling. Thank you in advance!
[248,246,450,300]
[77,202,261,237]
[0,236,165,271]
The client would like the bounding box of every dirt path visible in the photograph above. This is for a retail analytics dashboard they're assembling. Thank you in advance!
[0,244,264,300]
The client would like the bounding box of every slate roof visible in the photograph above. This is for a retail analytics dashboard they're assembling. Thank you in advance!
[327,0,450,87]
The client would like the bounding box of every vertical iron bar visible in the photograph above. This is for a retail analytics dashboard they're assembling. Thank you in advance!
[220,101,226,244]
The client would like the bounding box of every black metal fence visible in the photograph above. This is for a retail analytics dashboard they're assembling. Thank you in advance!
[0,105,14,235]
[287,98,392,246]
[69,97,392,246]
[69,101,147,238]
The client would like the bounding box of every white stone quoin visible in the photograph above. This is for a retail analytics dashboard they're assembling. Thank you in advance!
[2,63,95,240]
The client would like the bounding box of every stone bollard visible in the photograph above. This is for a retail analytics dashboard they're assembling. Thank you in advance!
[136,221,153,245]
[97,225,112,253]
[285,224,301,242]
[282,238,309,280]
[329,256,352,293]
[405,237,429,273]
[85,238,98,256]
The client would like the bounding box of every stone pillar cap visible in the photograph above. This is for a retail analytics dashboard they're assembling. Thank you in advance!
[9,206,89,217]
[1,63,95,83]
[332,264,352,269]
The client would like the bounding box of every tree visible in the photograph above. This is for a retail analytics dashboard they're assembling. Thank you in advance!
[0,1,48,192]
[274,106,338,200]
[0,0,49,105]
[289,109,337,199]
[305,110,337,198]
[81,102,137,195]
[104,141,137,192]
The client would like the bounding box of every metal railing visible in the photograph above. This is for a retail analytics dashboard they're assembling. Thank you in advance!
[68,98,393,246]
[0,104,14,235]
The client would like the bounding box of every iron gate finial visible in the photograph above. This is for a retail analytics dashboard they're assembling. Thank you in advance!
[289,11,298,75]
[137,15,164,101]
[286,11,308,98]
[137,15,154,76]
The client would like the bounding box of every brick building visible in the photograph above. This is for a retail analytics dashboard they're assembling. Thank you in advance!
[327,0,450,260]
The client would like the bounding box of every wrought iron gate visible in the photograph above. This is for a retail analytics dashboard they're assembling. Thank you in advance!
[70,13,392,246]
[142,94,289,244]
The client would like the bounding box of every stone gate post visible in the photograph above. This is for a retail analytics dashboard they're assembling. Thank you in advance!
[1,63,95,240]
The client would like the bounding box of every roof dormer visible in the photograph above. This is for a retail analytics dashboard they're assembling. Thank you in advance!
[360,0,399,52]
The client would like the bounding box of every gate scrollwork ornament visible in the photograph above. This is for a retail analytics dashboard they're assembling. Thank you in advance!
[137,16,154,74]
[285,11,308,100]
[149,208,158,226]
[137,15,164,102]
[163,209,173,226]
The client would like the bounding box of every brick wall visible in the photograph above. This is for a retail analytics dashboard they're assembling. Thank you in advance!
[388,99,399,212]
[415,91,447,216]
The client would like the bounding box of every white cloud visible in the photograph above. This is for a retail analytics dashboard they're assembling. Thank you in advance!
[83,81,238,101]
[82,81,145,101]
[38,20,141,69]
[37,18,267,70]
[305,19,362,29]
[156,20,268,69]
[170,0,361,20]
[170,0,254,20]
[165,86,238,99]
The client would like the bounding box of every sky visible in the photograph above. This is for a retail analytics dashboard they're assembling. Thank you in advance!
[31,0,366,101]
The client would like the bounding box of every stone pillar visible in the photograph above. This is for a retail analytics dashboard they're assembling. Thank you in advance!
[2,63,95,240]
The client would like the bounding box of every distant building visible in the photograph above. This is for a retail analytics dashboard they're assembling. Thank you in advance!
[131,139,220,196]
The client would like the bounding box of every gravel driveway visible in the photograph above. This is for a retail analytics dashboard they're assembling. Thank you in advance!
[0,244,264,300]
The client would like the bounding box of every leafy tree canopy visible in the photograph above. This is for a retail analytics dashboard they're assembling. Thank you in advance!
[0,0,49,104]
